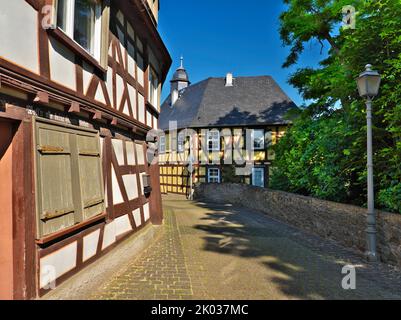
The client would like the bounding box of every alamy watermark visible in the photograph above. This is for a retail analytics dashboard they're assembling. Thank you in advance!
[342,5,356,30]
[342,265,357,290]
[146,121,266,176]
[41,264,57,290]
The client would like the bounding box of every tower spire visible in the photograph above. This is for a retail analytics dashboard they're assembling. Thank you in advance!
[180,55,184,69]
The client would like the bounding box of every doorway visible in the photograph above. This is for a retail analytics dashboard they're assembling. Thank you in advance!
[252,167,265,188]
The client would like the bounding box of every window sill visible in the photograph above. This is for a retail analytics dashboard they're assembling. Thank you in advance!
[36,213,107,246]
[48,28,107,74]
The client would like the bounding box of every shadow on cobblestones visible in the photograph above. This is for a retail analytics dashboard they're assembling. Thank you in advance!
[90,195,401,300]
[192,201,401,300]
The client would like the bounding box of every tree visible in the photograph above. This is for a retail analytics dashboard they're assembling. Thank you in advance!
[272,0,401,213]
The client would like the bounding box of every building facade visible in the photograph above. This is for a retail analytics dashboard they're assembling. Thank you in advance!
[0,0,171,299]
[158,62,297,196]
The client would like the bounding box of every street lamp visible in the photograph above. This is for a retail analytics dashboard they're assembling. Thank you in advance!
[357,64,381,262]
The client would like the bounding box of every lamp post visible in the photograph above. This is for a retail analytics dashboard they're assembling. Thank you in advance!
[356,64,381,262]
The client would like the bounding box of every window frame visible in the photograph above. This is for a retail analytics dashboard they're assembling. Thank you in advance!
[207,168,221,184]
[252,129,265,150]
[50,0,110,70]
[207,129,220,152]
[159,135,166,154]
[177,133,185,153]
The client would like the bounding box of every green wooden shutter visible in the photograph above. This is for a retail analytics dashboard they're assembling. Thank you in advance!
[35,120,105,238]
[36,125,76,236]
[76,134,105,221]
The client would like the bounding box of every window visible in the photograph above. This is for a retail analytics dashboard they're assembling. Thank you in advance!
[57,0,103,60]
[137,52,145,87]
[207,130,220,151]
[149,67,159,107]
[159,136,166,154]
[35,120,104,238]
[178,133,185,153]
[208,168,220,183]
[252,129,265,150]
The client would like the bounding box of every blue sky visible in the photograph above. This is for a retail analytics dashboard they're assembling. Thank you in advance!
[158,0,330,107]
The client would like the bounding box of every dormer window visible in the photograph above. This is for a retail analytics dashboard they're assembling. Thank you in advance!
[57,0,102,60]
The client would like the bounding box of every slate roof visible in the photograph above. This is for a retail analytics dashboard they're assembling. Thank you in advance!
[159,76,298,130]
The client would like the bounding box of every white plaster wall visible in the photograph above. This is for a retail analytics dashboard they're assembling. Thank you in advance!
[102,221,116,250]
[136,144,145,165]
[112,165,124,205]
[146,111,152,127]
[132,208,142,227]
[0,0,39,73]
[82,62,94,94]
[144,203,150,222]
[138,94,145,124]
[122,174,138,200]
[106,67,114,107]
[153,116,158,129]
[126,141,136,165]
[49,36,76,90]
[122,100,130,116]
[128,84,137,119]
[115,214,132,237]
[116,74,124,111]
[112,139,125,165]
[40,242,77,288]
[95,83,106,104]
[83,229,100,262]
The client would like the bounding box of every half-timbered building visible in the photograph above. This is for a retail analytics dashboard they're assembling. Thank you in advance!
[158,62,297,196]
[0,0,171,299]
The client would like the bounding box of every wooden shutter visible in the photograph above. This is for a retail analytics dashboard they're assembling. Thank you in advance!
[35,120,105,238]
[76,134,105,220]
[36,124,75,236]
[100,0,111,69]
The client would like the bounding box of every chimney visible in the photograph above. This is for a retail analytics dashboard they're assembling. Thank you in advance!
[225,73,234,87]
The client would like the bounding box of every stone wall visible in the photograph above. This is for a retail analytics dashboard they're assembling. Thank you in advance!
[194,183,401,267]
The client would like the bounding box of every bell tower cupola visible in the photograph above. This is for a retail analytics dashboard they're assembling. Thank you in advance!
[170,56,190,106]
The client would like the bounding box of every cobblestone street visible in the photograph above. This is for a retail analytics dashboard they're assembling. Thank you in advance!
[93,195,401,300]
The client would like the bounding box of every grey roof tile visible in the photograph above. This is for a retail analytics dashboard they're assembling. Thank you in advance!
[160,76,298,130]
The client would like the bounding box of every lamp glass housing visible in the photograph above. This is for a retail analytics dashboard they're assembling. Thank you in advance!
[357,68,381,98]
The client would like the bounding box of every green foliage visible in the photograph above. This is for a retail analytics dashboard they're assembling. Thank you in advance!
[272,0,401,213]
[222,165,244,184]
